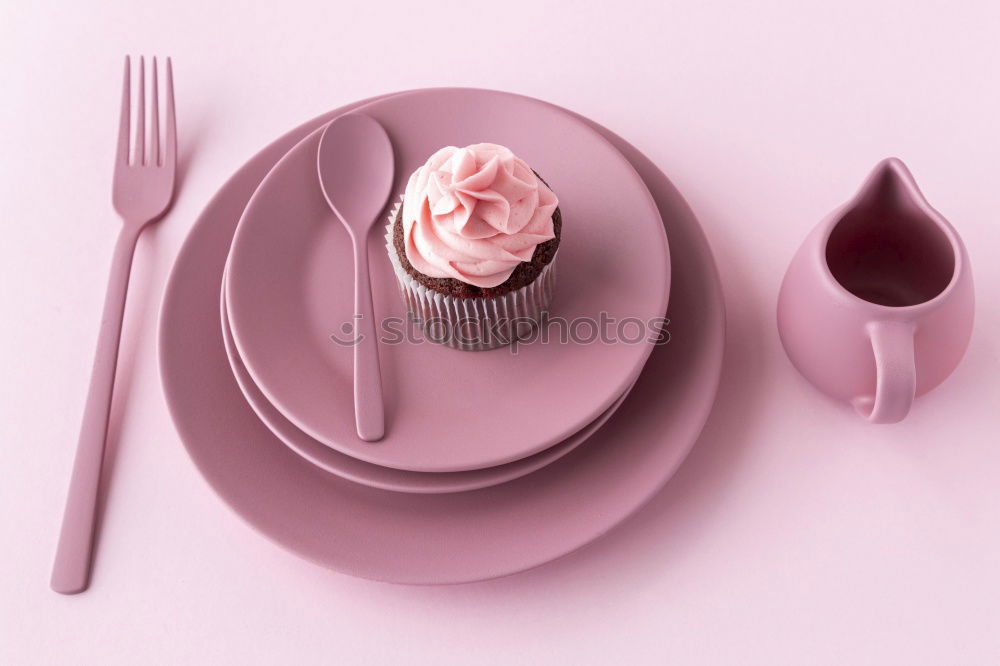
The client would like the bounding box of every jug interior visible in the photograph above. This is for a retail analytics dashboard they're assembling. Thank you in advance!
[826,175,955,307]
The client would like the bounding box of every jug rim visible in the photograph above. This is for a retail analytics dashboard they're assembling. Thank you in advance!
[816,157,966,313]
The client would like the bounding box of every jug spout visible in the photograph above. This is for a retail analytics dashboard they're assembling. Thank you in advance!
[853,157,927,215]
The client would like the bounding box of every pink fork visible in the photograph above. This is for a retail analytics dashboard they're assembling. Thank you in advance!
[51,56,177,594]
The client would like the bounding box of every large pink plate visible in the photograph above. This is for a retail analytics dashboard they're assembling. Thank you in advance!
[159,89,725,584]
[220,286,633,494]
[224,90,670,473]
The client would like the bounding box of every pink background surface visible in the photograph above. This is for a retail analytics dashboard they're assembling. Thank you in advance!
[2,0,999,663]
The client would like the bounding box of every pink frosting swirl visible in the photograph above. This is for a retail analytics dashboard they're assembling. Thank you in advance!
[401,143,558,288]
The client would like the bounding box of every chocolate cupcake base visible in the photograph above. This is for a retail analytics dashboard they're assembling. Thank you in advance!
[385,201,557,351]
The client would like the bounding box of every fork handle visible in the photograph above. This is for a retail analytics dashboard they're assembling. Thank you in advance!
[51,226,140,594]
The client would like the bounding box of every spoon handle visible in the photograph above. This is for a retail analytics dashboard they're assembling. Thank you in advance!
[352,236,385,441]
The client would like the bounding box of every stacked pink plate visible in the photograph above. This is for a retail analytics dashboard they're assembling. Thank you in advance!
[160,89,725,583]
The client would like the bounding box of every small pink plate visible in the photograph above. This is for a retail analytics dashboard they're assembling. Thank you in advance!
[220,284,632,494]
[159,90,724,584]
[224,89,670,473]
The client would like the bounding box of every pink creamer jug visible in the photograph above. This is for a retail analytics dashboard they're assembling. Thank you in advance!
[778,158,974,423]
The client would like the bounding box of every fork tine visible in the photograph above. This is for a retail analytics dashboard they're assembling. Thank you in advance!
[163,57,177,169]
[116,56,130,166]
[150,57,160,166]
[134,56,145,165]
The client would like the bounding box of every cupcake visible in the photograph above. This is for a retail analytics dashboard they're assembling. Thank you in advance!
[386,143,561,350]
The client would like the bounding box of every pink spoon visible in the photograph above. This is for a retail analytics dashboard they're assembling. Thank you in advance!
[316,113,393,441]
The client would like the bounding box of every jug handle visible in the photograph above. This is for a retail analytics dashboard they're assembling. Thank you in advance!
[851,321,917,424]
